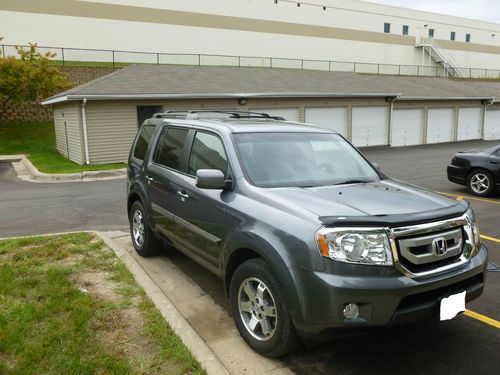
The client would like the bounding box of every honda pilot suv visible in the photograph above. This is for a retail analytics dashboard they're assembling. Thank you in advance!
[127,111,488,357]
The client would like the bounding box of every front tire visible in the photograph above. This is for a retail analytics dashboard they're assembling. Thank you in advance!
[467,170,495,196]
[129,200,162,256]
[229,258,301,357]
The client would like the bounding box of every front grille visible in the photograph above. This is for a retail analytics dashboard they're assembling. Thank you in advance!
[397,227,464,273]
[391,214,473,277]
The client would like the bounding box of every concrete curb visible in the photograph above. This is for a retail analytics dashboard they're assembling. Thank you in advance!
[0,154,126,183]
[96,231,231,375]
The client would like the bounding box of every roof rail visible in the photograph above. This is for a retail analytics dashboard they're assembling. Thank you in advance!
[151,110,285,121]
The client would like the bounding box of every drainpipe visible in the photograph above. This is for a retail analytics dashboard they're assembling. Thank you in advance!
[481,98,495,139]
[81,98,90,164]
[386,95,400,146]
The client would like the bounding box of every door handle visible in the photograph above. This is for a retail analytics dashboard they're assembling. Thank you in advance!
[145,175,154,182]
[177,191,190,201]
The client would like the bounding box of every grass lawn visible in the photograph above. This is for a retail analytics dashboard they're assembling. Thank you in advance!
[0,233,205,375]
[0,121,126,174]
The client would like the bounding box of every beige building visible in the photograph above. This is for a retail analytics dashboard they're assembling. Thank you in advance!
[42,65,500,165]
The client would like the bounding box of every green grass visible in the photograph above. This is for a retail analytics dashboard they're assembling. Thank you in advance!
[0,121,126,173]
[0,233,205,375]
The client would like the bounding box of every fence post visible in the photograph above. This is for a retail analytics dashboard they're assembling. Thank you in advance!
[301,60,304,69]
[328,61,331,71]
[238,56,241,67]
[156,53,159,65]
[198,54,201,66]
[398,65,401,75]
[112,50,115,67]
[469,68,472,78]
[485,69,488,78]
[270,58,272,68]
[377,64,380,74]
[417,65,420,76]
[61,48,65,66]
[1,45,4,57]
[353,62,356,72]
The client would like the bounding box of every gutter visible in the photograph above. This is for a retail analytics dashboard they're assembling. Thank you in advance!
[42,92,402,104]
[397,96,496,101]
[81,98,90,165]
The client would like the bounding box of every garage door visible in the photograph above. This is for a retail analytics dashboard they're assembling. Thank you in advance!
[391,109,423,146]
[484,110,500,140]
[427,108,454,144]
[457,107,481,141]
[352,107,388,147]
[251,108,300,122]
[304,107,348,136]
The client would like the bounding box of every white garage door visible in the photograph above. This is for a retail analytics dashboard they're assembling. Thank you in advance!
[484,110,500,140]
[391,109,423,146]
[457,107,482,141]
[427,108,454,144]
[251,107,300,122]
[304,107,348,136]
[352,107,388,147]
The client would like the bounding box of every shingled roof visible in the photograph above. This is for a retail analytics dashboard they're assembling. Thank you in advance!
[42,64,500,104]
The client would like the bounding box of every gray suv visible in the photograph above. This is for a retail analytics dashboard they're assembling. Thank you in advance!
[127,111,487,357]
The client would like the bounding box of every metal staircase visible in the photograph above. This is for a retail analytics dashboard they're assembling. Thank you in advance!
[416,38,461,77]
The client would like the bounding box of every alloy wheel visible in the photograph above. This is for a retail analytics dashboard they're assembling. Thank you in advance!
[470,173,490,194]
[132,209,145,247]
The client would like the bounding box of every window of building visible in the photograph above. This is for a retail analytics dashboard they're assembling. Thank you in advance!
[450,31,456,41]
[187,132,228,176]
[154,127,190,171]
[466,33,471,42]
[136,105,163,127]
[402,25,409,35]
[133,125,155,161]
[384,23,391,33]
[429,29,434,38]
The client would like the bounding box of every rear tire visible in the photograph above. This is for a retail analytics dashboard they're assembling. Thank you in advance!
[466,169,495,196]
[129,200,162,256]
[229,258,301,357]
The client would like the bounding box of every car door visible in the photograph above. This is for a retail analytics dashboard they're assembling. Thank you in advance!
[171,130,231,271]
[145,126,191,241]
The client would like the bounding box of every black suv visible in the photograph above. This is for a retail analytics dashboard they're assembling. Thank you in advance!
[127,111,487,357]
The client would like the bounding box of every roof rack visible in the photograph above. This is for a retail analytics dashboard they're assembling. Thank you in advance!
[151,110,285,121]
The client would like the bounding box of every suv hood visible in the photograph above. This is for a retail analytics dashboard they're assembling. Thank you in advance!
[264,179,467,227]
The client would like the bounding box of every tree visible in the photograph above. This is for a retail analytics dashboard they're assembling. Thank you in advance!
[0,40,72,124]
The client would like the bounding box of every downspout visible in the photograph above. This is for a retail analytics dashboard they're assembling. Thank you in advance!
[386,95,400,146]
[481,98,495,139]
[81,98,90,165]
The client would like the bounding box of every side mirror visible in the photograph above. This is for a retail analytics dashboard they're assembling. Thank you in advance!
[196,169,226,189]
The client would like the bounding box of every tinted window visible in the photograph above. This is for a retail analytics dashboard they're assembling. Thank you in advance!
[384,23,390,33]
[429,29,434,38]
[402,25,409,35]
[466,33,471,42]
[154,128,189,170]
[133,125,155,161]
[450,31,456,41]
[188,132,228,176]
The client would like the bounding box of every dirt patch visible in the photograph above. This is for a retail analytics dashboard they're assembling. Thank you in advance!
[71,272,122,303]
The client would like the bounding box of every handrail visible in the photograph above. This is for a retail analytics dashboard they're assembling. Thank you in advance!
[1,43,498,79]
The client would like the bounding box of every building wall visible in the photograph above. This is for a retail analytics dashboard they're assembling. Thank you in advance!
[1,0,499,69]
[53,102,84,164]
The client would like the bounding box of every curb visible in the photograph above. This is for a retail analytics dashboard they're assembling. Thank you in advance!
[96,231,231,375]
[0,154,126,183]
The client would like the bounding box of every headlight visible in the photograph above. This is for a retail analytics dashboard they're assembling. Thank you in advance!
[316,228,393,265]
[466,208,480,245]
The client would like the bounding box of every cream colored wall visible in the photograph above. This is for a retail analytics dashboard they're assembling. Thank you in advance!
[1,0,499,69]
[53,102,83,164]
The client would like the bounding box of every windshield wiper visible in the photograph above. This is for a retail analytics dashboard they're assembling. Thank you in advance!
[334,179,372,185]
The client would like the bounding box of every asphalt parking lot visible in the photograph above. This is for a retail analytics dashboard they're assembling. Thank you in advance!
[1,139,499,374]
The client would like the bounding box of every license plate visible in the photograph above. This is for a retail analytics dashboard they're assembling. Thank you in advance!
[439,291,466,321]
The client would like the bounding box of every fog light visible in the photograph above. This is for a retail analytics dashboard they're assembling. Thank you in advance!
[343,303,360,319]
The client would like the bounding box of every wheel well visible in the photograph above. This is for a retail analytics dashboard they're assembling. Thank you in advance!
[467,168,494,182]
[224,248,262,295]
[127,193,141,218]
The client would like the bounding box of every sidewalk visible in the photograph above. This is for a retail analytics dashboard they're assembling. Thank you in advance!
[0,155,126,183]
[97,231,294,375]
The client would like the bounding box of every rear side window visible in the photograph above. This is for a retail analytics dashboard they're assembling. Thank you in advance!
[133,125,155,161]
[187,132,228,176]
[154,127,190,170]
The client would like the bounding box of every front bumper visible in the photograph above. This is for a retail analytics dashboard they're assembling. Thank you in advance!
[447,165,467,185]
[291,243,487,340]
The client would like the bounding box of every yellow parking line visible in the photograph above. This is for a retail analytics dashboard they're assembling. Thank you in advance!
[480,234,500,243]
[464,310,500,329]
[436,191,500,205]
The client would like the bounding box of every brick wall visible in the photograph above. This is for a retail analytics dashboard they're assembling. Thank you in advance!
[2,66,120,122]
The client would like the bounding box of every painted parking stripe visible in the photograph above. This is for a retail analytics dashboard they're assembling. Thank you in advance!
[436,191,500,205]
[480,234,500,244]
[464,310,500,329]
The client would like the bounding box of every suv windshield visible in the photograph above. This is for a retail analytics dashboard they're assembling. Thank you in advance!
[234,132,380,188]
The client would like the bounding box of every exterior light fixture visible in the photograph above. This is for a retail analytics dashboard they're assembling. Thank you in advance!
[239,98,248,105]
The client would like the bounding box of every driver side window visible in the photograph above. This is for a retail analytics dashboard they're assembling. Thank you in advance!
[187,132,228,176]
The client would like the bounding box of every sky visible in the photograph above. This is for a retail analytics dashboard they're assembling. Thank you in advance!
[365,0,500,23]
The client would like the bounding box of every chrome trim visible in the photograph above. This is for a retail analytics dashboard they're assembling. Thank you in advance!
[151,202,175,220]
[389,213,476,279]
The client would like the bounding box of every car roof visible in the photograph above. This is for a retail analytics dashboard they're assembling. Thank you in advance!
[146,117,335,134]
